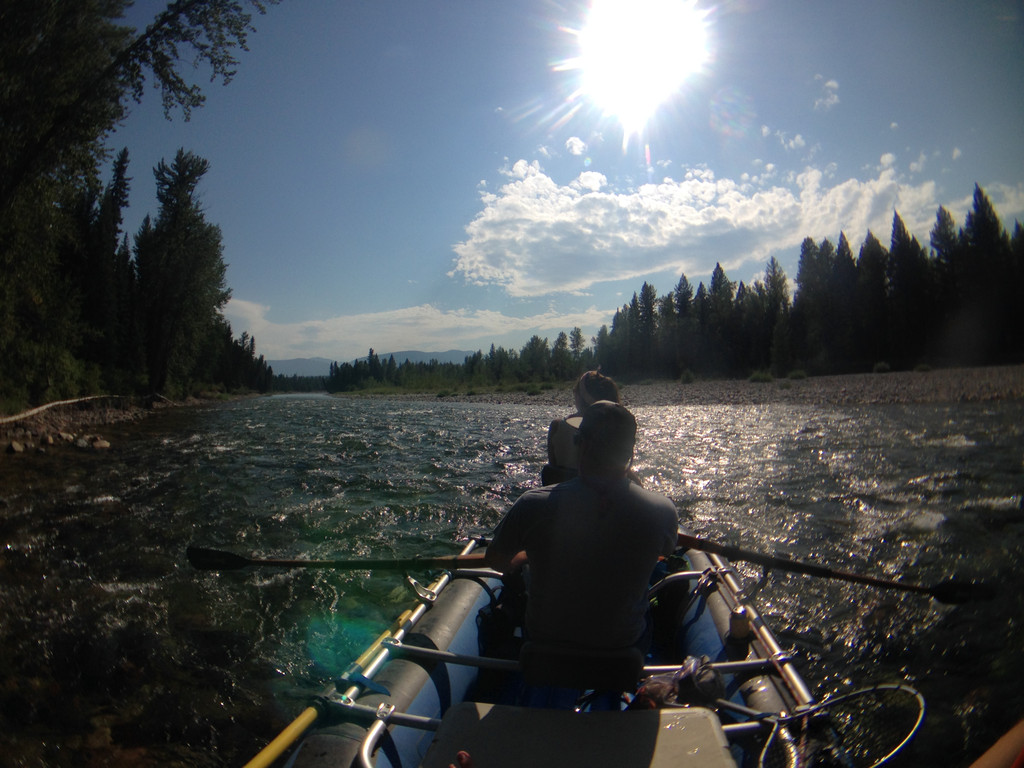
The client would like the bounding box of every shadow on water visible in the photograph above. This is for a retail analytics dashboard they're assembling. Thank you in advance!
[0,395,1021,765]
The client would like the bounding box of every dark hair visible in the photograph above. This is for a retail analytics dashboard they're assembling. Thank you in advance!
[575,370,620,409]
[578,400,636,467]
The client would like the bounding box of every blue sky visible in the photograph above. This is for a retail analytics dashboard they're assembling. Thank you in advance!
[109,0,1024,363]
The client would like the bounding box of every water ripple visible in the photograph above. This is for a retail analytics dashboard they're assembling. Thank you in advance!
[1,394,1021,765]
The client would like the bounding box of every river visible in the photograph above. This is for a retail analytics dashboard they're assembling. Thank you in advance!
[1,393,1021,766]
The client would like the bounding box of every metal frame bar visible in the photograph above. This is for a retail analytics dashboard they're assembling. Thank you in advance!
[705,551,815,708]
[380,638,520,671]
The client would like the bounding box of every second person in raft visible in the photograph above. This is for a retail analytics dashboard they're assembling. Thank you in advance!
[542,370,622,485]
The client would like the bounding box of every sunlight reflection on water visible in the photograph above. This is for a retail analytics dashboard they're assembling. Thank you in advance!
[0,394,1021,765]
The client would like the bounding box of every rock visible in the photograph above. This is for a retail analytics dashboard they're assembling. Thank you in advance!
[74,435,111,450]
[7,440,25,454]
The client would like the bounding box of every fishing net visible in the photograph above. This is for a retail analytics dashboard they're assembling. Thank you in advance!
[759,683,925,768]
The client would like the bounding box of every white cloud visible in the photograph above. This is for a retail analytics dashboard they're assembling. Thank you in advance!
[880,152,896,168]
[890,122,899,130]
[814,75,840,111]
[766,129,806,151]
[909,152,927,174]
[565,136,587,156]
[224,299,610,362]
[450,159,961,299]
[952,147,962,160]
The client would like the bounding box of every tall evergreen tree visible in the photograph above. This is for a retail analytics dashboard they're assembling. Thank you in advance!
[569,327,585,366]
[825,233,858,370]
[673,271,696,374]
[592,325,613,372]
[637,282,658,376]
[655,293,678,377]
[960,185,1013,362]
[708,263,737,374]
[551,332,573,380]
[83,148,133,379]
[887,212,933,366]
[792,237,822,369]
[855,231,889,366]
[762,257,791,374]
[930,205,964,354]
[692,282,711,374]
[135,150,230,394]
[520,335,550,380]
[1010,221,1024,358]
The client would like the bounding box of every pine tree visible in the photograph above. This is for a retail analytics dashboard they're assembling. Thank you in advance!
[855,231,888,367]
[135,150,230,394]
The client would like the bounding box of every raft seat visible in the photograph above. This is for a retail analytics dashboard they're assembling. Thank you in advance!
[518,640,645,692]
[418,702,737,768]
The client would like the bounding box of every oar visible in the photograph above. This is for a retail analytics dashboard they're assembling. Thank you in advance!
[186,545,487,572]
[676,533,994,604]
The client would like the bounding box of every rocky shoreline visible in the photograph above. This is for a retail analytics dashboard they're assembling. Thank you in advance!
[625,364,1024,408]
[3,366,1022,455]
[1,397,145,455]
[348,364,1024,409]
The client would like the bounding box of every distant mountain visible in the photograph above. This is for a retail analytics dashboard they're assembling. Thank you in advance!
[267,357,332,377]
[269,351,476,377]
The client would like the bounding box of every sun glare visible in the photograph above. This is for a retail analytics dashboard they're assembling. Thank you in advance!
[577,0,709,149]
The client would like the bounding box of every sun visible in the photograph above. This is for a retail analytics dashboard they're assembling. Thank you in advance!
[575,0,710,149]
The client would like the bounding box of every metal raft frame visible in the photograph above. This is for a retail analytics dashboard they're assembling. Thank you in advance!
[290,543,822,768]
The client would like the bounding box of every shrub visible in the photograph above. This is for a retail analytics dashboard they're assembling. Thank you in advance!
[787,369,807,380]
[748,370,774,383]
[873,361,891,373]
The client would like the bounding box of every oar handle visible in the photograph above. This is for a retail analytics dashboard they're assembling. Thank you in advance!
[675,533,982,603]
[677,532,930,593]
[243,706,319,768]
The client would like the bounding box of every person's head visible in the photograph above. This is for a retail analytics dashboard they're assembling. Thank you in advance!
[573,370,620,413]
[576,400,637,473]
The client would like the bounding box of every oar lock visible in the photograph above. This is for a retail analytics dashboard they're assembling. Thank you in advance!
[406,575,438,604]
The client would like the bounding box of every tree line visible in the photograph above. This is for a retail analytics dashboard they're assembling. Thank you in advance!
[597,184,1023,381]
[324,184,1022,393]
[1,1,277,410]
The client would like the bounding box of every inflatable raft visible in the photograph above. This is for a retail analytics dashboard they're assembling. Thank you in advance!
[233,533,925,768]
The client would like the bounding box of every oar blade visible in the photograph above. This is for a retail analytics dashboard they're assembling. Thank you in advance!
[929,579,996,605]
[187,546,252,571]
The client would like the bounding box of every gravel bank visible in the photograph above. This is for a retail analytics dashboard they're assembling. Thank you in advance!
[631,364,1024,407]
[365,365,1024,408]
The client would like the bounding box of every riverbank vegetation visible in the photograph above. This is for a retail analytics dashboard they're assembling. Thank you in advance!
[0,1,276,414]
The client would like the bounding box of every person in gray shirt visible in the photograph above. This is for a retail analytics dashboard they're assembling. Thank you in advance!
[486,401,679,651]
